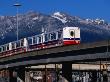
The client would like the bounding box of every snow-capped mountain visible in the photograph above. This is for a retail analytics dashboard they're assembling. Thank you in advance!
[52,12,68,23]
[0,11,110,45]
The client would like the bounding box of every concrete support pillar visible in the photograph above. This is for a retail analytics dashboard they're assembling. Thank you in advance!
[62,62,72,82]
[91,71,97,82]
[103,70,108,82]
[44,65,47,82]
[9,68,17,82]
[17,67,25,82]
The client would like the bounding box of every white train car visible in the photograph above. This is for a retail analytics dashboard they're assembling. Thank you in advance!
[0,27,80,58]
[0,38,28,58]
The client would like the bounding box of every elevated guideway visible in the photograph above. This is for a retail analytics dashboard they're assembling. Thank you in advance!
[0,40,110,69]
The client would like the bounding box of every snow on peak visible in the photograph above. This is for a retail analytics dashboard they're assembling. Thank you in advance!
[32,17,38,20]
[53,12,63,18]
[52,12,67,23]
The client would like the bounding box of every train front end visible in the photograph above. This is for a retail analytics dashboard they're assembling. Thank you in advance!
[63,27,80,45]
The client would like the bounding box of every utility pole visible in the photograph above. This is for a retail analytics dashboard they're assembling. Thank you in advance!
[13,3,21,41]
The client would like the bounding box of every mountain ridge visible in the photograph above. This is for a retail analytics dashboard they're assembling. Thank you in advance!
[0,11,110,45]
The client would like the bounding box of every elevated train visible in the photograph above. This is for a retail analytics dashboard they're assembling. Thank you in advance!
[0,27,80,58]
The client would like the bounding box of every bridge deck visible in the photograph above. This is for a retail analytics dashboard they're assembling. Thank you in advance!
[0,40,110,69]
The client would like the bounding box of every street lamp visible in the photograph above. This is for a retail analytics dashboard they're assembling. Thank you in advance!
[13,3,21,41]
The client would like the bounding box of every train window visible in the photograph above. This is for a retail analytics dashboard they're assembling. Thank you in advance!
[16,41,20,48]
[50,32,56,40]
[2,46,5,51]
[20,39,24,47]
[69,30,75,38]
[70,31,74,37]
[6,44,9,51]
[44,34,48,42]
[48,33,51,41]
[0,47,2,52]
[34,36,38,44]
[32,36,38,44]
[28,37,33,44]
[33,37,36,44]
[58,31,62,39]
[12,43,15,49]
[41,35,43,43]
[38,36,41,43]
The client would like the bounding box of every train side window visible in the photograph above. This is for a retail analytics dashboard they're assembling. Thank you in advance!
[32,37,35,44]
[50,32,56,40]
[6,44,9,51]
[16,41,20,48]
[2,46,5,52]
[58,31,62,39]
[35,36,38,44]
[0,47,2,52]
[32,36,38,44]
[28,37,33,44]
[12,43,15,49]
[49,33,51,41]
[48,33,54,41]
[20,39,24,47]
[38,36,41,44]
[44,34,48,42]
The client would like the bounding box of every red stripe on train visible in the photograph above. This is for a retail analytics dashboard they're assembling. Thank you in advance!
[63,40,80,45]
